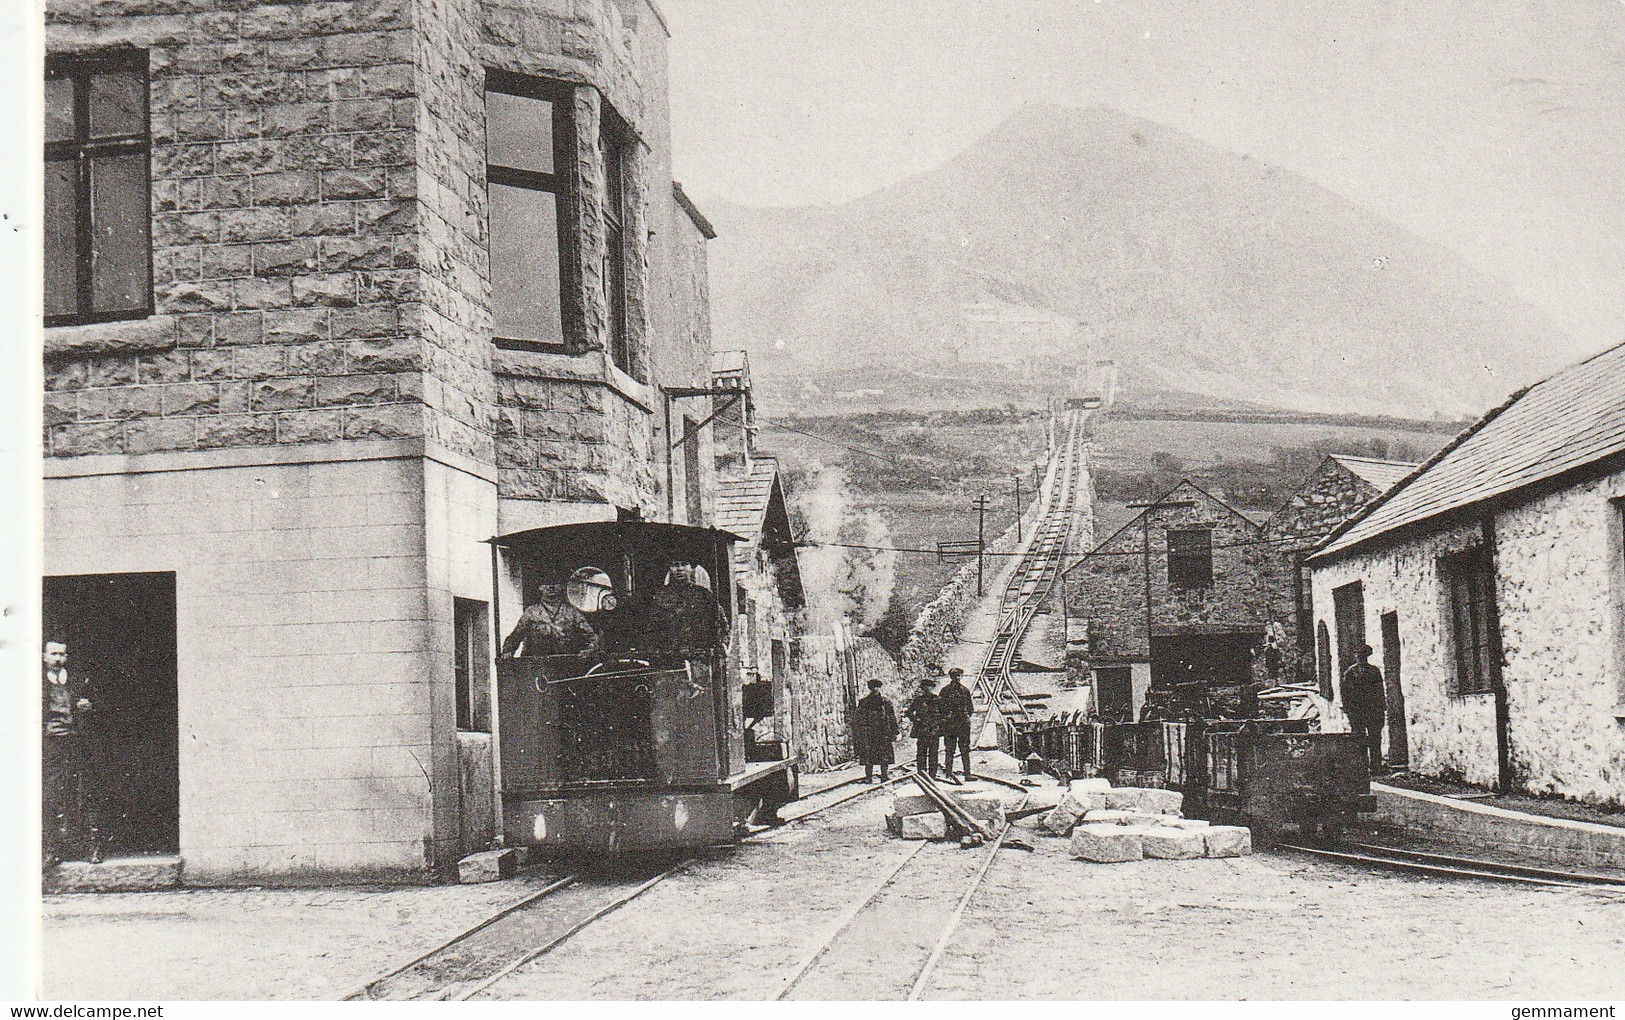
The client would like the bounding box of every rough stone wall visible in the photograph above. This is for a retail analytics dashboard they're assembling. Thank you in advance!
[1491,474,1625,804]
[1311,520,1505,790]
[44,0,431,459]
[1263,459,1380,679]
[1067,481,1292,664]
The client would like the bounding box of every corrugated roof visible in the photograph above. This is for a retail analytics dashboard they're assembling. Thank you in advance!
[1328,454,1420,492]
[715,457,778,543]
[1317,340,1625,560]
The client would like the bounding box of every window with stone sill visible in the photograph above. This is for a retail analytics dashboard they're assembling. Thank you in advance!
[44,50,153,328]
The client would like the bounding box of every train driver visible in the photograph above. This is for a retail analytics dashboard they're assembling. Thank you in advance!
[501,582,601,659]
[649,560,730,653]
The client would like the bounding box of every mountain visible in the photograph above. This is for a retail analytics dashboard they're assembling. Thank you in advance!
[702,105,1574,418]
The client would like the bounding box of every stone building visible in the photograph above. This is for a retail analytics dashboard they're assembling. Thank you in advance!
[1264,454,1418,691]
[709,349,863,774]
[1062,480,1293,722]
[41,0,721,882]
[1309,342,1625,807]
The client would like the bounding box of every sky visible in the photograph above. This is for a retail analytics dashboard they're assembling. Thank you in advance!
[662,0,1625,359]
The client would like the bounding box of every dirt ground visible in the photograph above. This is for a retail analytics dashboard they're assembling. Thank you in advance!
[37,757,1625,1000]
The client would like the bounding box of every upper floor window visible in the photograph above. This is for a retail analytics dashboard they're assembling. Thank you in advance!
[486,74,574,353]
[1167,528,1213,590]
[599,108,635,379]
[1442,547,1499,696]
[45,50,152,327]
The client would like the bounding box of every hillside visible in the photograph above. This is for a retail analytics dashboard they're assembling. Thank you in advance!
[705,104,1572,419]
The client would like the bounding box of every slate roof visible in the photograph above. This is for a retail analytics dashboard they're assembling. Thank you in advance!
[715,457,778,543]
[1315,340,1625,561]
[1328,454,1419,493]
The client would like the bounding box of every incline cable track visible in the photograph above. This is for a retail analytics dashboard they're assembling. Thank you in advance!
[974,407,1090,729]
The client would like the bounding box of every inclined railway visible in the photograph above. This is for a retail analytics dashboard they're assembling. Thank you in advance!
[973,404,1091,729]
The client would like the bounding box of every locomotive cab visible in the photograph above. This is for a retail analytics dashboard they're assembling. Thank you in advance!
[490,522,795,855]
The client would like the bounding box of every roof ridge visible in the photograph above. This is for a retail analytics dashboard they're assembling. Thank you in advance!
[1327,453,1421,467]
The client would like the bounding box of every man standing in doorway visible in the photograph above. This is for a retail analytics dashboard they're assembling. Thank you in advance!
[42,640,100,865]
[1341,644,1387,775]
[904,677,942,780]
[937,668,974,785]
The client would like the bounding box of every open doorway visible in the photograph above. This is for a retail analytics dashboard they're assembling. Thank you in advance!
[42,572,179,855]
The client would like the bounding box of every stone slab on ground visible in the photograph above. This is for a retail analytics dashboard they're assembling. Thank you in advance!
[1070,777,1112,795]
[1159,818,1210,831]
[1070,823,1146,862]
[47,856,181,894]
[1139,788,1185,815]
[888,811,949,840]
[1042,788,1103,836]
[1141,827,1207,860]
[893,792,936,817]
[957,793,1007,827]
[1082,808,1163,827]
[1204,826,1254,858]
[458,848,520,884]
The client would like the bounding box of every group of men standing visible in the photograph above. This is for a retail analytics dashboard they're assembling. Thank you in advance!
[851,667,978,785]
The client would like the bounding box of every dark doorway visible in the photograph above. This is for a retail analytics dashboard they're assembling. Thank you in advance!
[1095,667,1133,723]
[1380,611,1408,767]
[1332,581,1366,690]
[42,572,179,855]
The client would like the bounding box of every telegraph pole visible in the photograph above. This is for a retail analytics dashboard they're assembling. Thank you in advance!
[1013,475,1022,542]
[971,495,991,597]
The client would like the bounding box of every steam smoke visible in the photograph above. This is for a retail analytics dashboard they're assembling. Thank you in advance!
[795,461,898,633]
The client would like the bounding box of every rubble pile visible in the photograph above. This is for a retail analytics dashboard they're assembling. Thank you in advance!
[1036,778,1252,863]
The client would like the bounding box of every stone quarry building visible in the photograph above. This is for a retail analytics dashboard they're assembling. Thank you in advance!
[41,0,725,881]
[1062,480,1293,722]
[1263,454,1418,693]
[1309,341,1625,807]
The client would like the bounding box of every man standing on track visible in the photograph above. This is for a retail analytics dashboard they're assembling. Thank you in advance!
[853,678,899,784]
[1340,643,1387,775]
[904,677,942,780]
[937,667,974,785]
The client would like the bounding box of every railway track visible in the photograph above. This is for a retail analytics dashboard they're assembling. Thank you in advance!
[974,407,1090,728]
[1281,839,1625,890]
[343,765,916,1001]
[775,789,1031,1001]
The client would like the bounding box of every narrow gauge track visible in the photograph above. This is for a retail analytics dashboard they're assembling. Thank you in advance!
[775,788,1031,1002]
[344,765,916,1001]
[974,408,1089,728]
[1281,840,1625,890]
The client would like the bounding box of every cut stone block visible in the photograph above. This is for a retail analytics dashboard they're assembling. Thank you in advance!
[1139,788,1185,816]
[1070,777,1112,795]
[1082,808,1160,826]
[1041,788,1102,836]
[458,848,520,884]
[1159,818,1210,830]
[1103,786,1152,811]
[1204,825,1254,858]
[885,813,903,837]
[898,811,949,840]
[892,792,935,817]
[47,855,181,893]
[1140,827,1207,859]
[956,793,1007,827]
[1069,823,1145,862]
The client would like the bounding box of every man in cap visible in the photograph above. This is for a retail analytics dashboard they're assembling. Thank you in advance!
[852,678,899,783]
[1340,643,1387,775]
[936,667,975,785]
[904,677,942,780]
